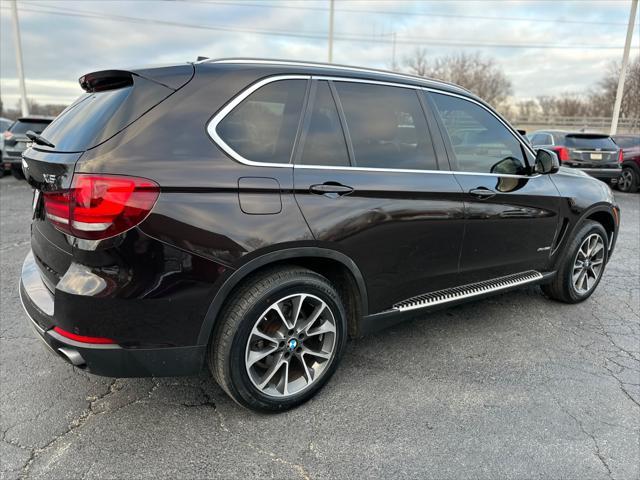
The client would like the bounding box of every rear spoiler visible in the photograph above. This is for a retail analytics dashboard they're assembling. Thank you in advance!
[79,64,194,93]
[566,133,611,139]
[79,70,134,93]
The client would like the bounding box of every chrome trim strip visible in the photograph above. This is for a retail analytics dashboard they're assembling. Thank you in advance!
[206,74,310,168]
[206,73,538,179]
[393,271,543,312]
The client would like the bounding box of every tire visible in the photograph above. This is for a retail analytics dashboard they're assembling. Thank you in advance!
[617,166,639,193]
[541,220,608,303]
[209,265,347,412]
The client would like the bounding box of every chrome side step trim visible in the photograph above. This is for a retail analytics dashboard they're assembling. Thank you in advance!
[393,271,544,312]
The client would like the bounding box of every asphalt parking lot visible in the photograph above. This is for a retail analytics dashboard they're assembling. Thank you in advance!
[1,175,638,480]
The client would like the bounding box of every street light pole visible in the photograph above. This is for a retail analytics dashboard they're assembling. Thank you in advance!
[610,0,638,135]
[10,0,29,117]
[328,0,334,63]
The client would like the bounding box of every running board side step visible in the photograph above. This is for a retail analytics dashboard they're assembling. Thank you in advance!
[392,271,544,312]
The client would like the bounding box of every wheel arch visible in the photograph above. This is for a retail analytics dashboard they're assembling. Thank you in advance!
[197,247,368,345]
[553,204,618,271]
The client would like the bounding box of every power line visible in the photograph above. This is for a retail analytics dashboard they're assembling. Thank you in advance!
[9,2,639,51]
[175,0,632,27]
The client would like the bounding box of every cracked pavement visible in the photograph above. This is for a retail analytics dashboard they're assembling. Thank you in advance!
[1,176,638,479]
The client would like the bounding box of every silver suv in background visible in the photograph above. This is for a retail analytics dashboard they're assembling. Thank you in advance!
[3,116,53,178]
[528,130,622,184]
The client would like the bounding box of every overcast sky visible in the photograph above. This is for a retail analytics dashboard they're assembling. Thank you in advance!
[1,0,638,107]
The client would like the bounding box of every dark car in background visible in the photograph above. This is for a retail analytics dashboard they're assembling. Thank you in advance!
[613,134,640,193]
[529,130,622,184]
[0,116,13,172]
[3,116,53,178]
[19,60,619,412]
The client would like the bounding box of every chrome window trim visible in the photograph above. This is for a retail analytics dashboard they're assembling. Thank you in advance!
[206,73,539,179]
[206,74,310,168]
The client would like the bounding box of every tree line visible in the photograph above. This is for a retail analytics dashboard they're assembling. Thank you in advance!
[1,53,638,122]
[402,49,639,120]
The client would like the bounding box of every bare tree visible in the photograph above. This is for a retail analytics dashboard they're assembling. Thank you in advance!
[517,100,539,118]
[588,56,639,118]
[403,49,512,107]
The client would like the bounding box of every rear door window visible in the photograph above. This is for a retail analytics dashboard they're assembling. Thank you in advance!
[334,82,437,170]
[217,79,307,164]
[298,81,349,167]
[431,92,527,175]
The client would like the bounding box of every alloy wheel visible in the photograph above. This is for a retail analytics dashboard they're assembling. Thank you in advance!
[618,169,633,192]
[245,293,337,397]
[572,233,605,295]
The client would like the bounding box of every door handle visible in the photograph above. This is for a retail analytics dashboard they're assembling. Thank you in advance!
[309,183,354,196]
[469,187,496,200]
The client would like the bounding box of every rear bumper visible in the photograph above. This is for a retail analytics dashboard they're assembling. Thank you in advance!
[19,251,206,377]
[570,167,621,180]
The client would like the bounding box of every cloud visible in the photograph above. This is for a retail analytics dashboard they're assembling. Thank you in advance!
[0,0,638,106]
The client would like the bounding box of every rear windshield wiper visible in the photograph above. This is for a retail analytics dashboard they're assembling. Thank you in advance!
[25,130,55,148]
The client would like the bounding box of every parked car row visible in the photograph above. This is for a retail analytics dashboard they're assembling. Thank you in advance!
[526,130,639,193]
[1,116,54,178]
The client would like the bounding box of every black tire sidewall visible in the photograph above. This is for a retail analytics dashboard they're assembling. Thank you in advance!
[619,167,638,193]
[562,222,608,302]
[227,275,347,412]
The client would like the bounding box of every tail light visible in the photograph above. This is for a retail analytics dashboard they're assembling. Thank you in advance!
[53,326,115,344]
[43,174,159,240]
[551,146,570,162]
[618,149,624,163]
[3,131,12,140]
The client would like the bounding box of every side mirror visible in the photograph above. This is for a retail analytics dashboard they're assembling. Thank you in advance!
[534,148,560,175]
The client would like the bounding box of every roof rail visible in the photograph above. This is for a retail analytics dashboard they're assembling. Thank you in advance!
[198,58,473,95]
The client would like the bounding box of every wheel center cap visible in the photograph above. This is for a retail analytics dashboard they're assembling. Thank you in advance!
[287,338,298,351]
[584,260,591,268]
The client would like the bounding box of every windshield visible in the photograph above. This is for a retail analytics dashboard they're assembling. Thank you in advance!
[565,135,617,150]
[613,136,640,149]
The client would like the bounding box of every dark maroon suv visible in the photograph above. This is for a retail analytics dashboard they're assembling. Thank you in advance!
[19,59,619,411]
[613,134,640,193]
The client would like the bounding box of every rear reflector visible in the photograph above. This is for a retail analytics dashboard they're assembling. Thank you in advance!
[53,326,115,344]
[43,174,159,240]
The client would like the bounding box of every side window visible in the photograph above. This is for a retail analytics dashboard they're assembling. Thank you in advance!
[531,133,552,146]
[334,82,437,170]
[530,134,544,146]
[431,92,527,175]
[299,81,350,166]
[216,79,307,163]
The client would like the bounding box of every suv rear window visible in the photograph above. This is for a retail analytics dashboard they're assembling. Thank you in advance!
[41,76,173,153]
[565,135,617,150]
[10,120,51,135]
[217,79,307,164]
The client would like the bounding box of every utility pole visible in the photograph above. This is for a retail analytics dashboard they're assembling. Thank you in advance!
[610,0,637,135]
[328,0,334,63]
[10,0,29,117]
[391,32,397,70]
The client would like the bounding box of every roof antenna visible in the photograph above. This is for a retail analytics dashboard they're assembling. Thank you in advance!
[196,56,209,62]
